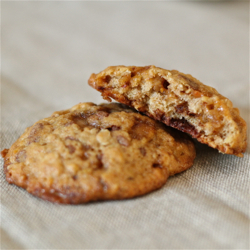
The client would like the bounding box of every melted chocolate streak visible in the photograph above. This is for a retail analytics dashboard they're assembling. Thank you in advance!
[164,117,199,138]
[149,109,200,138]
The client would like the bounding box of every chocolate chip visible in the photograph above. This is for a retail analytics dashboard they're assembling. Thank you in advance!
[131,72,136,77]
[152,163,162,169]
[164,117,199,137]
[97,86,105,91]
[80,144,92,160]
[66,145,75,154]
[27,136,40,144]
[154,109,165,120]
[107,125,121,131]
[116,136,129,146]
[180,75,199,90]
[72,114,89,128]
[95,153,104,169]
[27,123,44,144]
[16,150,26,163]
[175,102,189,114]
[139,147,146,156]
[97,153,103,161]
[130,120,155,140]
[137,106,147,113]
[80,153,88,161]
[96,111,109,118]
[163,79,170,89]
[81,111,95,119]
[104,75,111,83]
[64,121,74,127]
[29,123,43,136]
[207,104,214,110]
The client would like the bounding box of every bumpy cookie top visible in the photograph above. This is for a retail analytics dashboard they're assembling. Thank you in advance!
[2,102,195,204]
[88,66,247,157]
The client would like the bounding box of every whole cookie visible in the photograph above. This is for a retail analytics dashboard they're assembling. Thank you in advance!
[2,102,195,204]
[88,66,247,157]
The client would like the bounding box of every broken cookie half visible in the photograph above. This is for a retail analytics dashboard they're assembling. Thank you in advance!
[88,65,247,157]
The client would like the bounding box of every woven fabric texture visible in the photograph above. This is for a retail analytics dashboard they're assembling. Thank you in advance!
[1,2,249,249]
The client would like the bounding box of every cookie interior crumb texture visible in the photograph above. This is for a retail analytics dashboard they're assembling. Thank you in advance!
[88,66,247,157]
[2,103,196,204]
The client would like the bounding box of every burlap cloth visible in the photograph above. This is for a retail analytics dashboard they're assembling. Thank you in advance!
[1,1,249,249]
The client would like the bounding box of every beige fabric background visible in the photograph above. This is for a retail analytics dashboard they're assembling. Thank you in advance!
[1,1,249,249]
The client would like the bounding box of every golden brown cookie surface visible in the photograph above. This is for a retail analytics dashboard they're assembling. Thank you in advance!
[88,66,247,157]
[2,102,195,204]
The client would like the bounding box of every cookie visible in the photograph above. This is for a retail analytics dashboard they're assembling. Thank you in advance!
[2,102,196,204]
[88,66,247,157]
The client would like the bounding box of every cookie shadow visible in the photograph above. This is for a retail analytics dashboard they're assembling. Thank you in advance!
[192,138,249,174]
